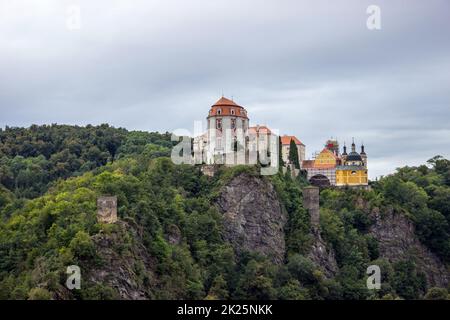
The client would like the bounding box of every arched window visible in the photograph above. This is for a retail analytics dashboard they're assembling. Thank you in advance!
[231,118,236,129]
[231,109,235,115]
[217,108,222,115]
[216,119,222,130]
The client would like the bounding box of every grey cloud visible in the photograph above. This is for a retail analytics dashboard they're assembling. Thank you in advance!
[1,0,449,179]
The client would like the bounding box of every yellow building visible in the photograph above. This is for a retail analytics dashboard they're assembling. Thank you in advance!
[313,148,337,168]
[303,139,368,187]
[336,167,368,186]
[303,148,339,186]
[336,141,368,186]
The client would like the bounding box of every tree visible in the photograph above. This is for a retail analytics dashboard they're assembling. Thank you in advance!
[288,139,300,169]
[235,259,276,300]
[278,136,284,169]
[206,275,229,300]
[28,287,52,300]
[392,261,426,299]
[69,231,95,259]
[277,279,309,300]
[424,287,449,300]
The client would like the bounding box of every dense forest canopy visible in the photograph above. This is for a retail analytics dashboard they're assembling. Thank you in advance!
[0,124,173,198]
[0,125,449,300]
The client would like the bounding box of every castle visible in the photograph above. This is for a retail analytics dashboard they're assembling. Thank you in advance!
[193,97,368,187]
[302,139,368,187]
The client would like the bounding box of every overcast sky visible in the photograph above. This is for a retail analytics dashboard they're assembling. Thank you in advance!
[1,0,449,179]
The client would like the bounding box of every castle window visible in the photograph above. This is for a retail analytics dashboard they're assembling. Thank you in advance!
[231,118,236,129]
[351,171,356,175]
[216,119,222,130]
[217,108,222,115]
[231,109,235,115]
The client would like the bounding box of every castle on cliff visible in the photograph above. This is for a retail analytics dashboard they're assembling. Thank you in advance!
[193,97,368,187]
[302,139,368,187]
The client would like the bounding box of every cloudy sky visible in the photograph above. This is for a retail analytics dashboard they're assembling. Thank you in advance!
[1,0,449,178]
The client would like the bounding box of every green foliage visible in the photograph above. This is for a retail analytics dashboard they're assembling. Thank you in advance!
[69,231,95,259]
[28,287,52,300]
[270,172,312,254]
[277,279,309,300]
[392,261,427,299]
[205,275,229,300]
[424,287,449,300]
[288,139,300,169]
[0,125,449,300]
[234,257,276,300]
[0,124,172,197]
[374,157,450,262]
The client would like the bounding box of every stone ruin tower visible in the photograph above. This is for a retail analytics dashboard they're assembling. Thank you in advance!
[97,196,118,223]
[302,186,320,231]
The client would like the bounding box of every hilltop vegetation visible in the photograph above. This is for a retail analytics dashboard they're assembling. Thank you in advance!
[0,124,173,198]
[0,125,449,300]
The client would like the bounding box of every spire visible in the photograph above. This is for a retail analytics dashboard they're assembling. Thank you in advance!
[361,143,366,155]
[351,137,356,152]
[343,142,347,155]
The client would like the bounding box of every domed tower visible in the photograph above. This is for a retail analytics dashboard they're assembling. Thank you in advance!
[206,97,249,164]
[345,139,363,166]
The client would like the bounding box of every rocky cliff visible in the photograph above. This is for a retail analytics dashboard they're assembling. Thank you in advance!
[87,221,156,299]
[216,173,287,264]
[369,207,449,287]
[307,229,339,278]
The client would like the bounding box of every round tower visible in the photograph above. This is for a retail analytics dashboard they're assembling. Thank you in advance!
[206,97,249,164]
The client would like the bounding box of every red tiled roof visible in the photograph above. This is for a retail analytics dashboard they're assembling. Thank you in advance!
[281,135,304,146]
[248,125,272,134]
[208,96,248,119]
[212,96,240,107]
[302,160,314,168]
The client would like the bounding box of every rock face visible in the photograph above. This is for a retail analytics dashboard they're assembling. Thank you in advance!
[216,174,287,264]
[369,207,449,288]
[88,221,156,299]
[308,230,339,278]
[303,187,338,277]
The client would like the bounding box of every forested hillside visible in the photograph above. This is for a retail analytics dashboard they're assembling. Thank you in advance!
[0,125,449,300]
[0,124,173,198]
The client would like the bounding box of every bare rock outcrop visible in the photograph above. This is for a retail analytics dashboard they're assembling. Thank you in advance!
[307,229,339,278]
[369,207,449,287]
[303,187,338,277]
[216,173,287,264]
[88,221,156,299]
